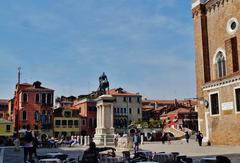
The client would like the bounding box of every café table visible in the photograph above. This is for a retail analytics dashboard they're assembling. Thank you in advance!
[100,156,123,163]
[200,157,217,163]
[39,158,61,163]
[137,150,153,160]
[152,152,174,163]
[46,152,64,158]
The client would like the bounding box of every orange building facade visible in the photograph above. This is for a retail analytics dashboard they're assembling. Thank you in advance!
[13,81,54,133]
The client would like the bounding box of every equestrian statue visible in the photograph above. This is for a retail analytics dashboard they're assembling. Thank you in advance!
[97,72,110,95]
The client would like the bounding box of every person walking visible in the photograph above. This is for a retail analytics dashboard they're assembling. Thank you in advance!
[32,133,39,158]
[133,132,141,153]
[196,131,203,146]
[161,132,166,144]
[185,131,190,143]
[24,124,34,163]
[166,133,171,144]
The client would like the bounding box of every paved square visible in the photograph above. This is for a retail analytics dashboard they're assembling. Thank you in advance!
[2,140,240,163]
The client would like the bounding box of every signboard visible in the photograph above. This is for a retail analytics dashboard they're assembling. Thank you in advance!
[221,102,233,110]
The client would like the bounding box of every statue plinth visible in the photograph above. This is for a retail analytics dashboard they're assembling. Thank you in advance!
[94,95,115,145]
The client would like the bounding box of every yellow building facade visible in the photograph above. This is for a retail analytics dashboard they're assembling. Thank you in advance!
[53,108,80,138]
[0,118,13,137]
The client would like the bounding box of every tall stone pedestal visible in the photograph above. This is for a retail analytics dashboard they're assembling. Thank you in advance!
[94,95,115,145]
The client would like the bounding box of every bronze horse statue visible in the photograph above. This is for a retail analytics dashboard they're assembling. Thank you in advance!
[97,72,109,95]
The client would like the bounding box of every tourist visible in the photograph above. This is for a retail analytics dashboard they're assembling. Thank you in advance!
[185,131,190,143]
[161,132,166,144]
[133,132,141,153]
[13,134,20,151]
[114,134,118,147]
[23,124,34,163]
[81,142,115,163]
[196,131,203,146]
[166,133,171,144]
[32,133,39,158]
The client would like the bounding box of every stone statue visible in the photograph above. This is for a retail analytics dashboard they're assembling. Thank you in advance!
[97,72,109,95]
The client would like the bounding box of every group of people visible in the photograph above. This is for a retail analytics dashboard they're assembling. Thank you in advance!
[183,130,203,146]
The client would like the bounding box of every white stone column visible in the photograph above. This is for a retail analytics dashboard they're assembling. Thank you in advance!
[141,135,144,145]
[104,135,107,146]
[80,136,83,145]
[94,95,115,145]
[84,136,87,146]
[110,105,113,128]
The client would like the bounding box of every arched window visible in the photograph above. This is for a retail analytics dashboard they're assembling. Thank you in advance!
[22,111,27,120]
[35,94,40,103]
[89,118,92,128]
[47,93,51,104]
[23,93,28,103]
[34,111,39,121]
[215,51,226,78]
[42,93,46,103]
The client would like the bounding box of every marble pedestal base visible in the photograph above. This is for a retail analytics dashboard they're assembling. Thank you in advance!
[94,128,115,145]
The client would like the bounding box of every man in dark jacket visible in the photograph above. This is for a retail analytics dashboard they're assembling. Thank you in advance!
[81,142,115,163]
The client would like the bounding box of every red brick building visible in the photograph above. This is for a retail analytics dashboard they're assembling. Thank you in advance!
[192,0,240,144]
[13,81,54,133]
[73,98,97,136]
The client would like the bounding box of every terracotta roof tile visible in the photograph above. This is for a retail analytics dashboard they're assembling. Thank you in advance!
[108,88,141,97]
[0,99,8,104]
[167,108,191,114]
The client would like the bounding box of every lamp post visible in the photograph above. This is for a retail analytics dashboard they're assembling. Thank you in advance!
[16,67,21,139]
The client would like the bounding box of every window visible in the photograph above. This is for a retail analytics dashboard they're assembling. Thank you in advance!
[124,108,126,114]
[6,125,10,132]
[129,108,132,114]
[137,97,140,103]
[23,93,28,103]
[215,51,226,78]
[82,119,86,125]
[227,17,239,35]
[129,97,132,102]
[235,88,240,112]
[94,118,96,127]
[55,120,60,127]
[74,120,79,127]
[88,106,97,112]
[64,111,71,117]
[79,107,81,113]
[34,111,40,121]
[137,108,140,114]
[89,118,92,128]
[123,97,126,102]
[35,94,40,103]
[42,93,46,104]
[120,108,123,113]
[68,120,73,127]
[22,111,27,120]
[210,93,219,115]
[47,93,52,104]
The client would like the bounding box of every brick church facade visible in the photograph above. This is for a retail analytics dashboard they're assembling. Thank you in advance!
[192,0,240,145]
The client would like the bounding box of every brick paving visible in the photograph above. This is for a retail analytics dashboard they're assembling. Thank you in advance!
[2,140,240,163]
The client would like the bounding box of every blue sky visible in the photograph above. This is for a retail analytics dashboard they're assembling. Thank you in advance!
[0,0,195,100]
